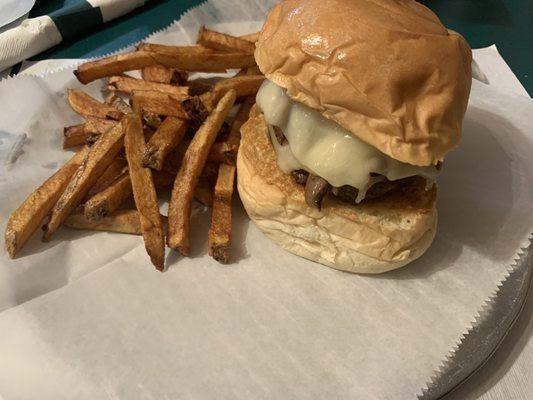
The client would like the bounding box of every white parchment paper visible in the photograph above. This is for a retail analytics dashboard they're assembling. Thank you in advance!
[0,1,532,399]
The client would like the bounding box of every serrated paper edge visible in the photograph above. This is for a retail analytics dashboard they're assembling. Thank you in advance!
[417,233,533,399]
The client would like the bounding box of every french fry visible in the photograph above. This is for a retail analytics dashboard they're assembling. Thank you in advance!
[194,178,213,207]
[198,26,256,54]
[208,163,236,263]
[63,124,86,149]
[131,90,189,118]
[152,51,256,73]
[42,123,125,240]
[226,99,254,148]
[67,89,123,120]
[236,65,262,76]
[84,172,132,220]
[200,75,264,110]
[75,50,255,83]
[142,64,188,84]
[207,142,239,165]
[137,43,214,56]
[123,113,165,270]
[89,157,128,195]
[105,93,132,114]
[142,117,187,170]
[5,146,90,258]
[167,89,237,255]
[84,116,117,136]
[239,32,260,43]
[65,209,144,235]
[108,76,189,97]
[74,51,156,84]
[84,169,174,220]
[207,101,251,263]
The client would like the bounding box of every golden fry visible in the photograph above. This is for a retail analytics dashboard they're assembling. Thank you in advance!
[105,93,132,114]
[65,209,143,235]
[207,142,239,165]
[239,32,260,43]
[236,65,262,76]
[226,99,254,148]
[142,117,187,170]
[84,172,132,220]
[167,89,237,255]
[208,163,236,263]
[75,49,255,83]
[85,168,174,220]
[67,89,123,120]
[63,124,86,149]
[149,51,256,72]
[131,90,189,118]
[42,123,125,240]
[200,75,264,109]
[123,113,165,270]
[194,178,213,207]
[142,64,188,84]
[108,76,189,97]
[74,51,155,84]
[198,26,256,54]
[5,146,89,258]
[89,157,128,195]
[137,43,214,56]
[84,116,117,136]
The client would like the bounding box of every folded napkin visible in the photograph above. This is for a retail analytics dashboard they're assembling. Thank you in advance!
[0,0,147,72]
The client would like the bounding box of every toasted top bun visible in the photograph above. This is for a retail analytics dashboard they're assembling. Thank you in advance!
[255,0,472,166]
[237,106,437,273]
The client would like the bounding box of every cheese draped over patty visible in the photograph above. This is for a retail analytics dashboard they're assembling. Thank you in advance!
[256,80,439,202]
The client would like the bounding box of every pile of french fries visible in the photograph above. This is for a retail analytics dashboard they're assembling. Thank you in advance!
[5,27,264,270]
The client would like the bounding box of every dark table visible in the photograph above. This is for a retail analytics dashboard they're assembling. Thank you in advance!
[30,0,531,95]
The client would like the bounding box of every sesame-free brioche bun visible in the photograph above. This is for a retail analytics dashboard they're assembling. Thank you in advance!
[237,106,437,274]
[254,0,472,166]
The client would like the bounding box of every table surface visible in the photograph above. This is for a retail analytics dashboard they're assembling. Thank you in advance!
[28,1,533,399]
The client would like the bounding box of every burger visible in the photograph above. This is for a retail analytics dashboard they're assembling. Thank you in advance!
[237,0,472,273]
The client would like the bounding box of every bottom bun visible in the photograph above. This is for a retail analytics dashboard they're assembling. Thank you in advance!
[237,106,437,274]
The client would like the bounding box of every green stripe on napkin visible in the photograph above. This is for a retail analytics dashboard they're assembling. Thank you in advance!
[49,1,103,40]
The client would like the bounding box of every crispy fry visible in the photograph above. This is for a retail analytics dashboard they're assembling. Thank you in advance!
[149,51,256,73]
[105,93,132,114]
[167,89,236,255]
[123,113,165,270]
[67,89,123,120]
[84,172,132,220]
[65,209,144,235]
[108,76,189,97]
[142,64,188,84]
[131,90,189,118]
[198,26,256,54]
[239,32,260,43]
[89,157,128,195]
[236,65,262,76]
[226,99,254,147]
[74,51,156,84]
[194,178,213,207]
[142,117,187,170]
[208,142,239,165]
[84,116,117,136]
[137,43,214,56]
[200,75,264,110]
[208,163,236,263]
[42,123,125,240]
[5,146,89,258]
[63,124,86,149]
[84,169,173,220]
[75,50,255,83]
